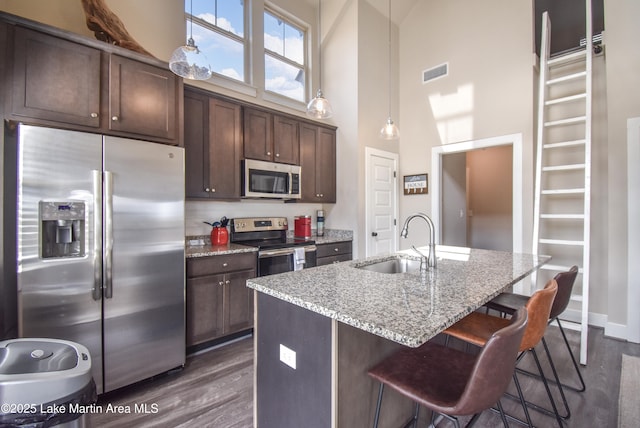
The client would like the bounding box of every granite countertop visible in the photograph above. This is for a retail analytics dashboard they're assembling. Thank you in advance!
[185,229,353,258]
[246,246,550,347]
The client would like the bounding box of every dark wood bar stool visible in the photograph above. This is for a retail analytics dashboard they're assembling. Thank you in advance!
[485,266,586,395]
[443,279,561,428]
[367,307,528,428]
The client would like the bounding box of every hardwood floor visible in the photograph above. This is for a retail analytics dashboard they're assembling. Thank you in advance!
[89,327,639,427]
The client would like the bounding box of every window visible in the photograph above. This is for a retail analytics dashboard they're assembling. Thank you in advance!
[186,0,246,82]
[264,8,307,103]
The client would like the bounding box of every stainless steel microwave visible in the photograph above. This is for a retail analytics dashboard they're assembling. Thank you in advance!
[242,159,301,199]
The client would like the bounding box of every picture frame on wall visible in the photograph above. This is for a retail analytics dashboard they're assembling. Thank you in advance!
[403,174,428,195]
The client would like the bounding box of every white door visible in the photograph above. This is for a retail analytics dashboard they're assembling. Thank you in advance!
[365,148,398,256]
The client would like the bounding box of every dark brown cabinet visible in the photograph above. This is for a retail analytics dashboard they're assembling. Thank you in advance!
[106,55,178,142]
[184,87,242,199]
[186,252,257,347]
[6,23,182,145]
[316,241,352,266]
[11,26,101,128]
[300,123,337,203]
[244,107,299,165]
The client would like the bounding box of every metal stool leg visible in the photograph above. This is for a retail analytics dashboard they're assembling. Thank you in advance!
[373,383,384,428]
[531,348,564,427]
[542,336,571,418]
[556,318,586,392]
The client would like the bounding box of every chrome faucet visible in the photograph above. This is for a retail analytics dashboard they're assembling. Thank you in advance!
[400,213,437,270]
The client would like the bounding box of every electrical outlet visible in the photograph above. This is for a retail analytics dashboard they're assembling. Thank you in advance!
[279,344,296,369]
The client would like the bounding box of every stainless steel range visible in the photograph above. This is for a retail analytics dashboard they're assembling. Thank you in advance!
[230,217,316,276]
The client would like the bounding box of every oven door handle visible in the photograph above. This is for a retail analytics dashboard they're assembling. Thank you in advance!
[259,248,296,258]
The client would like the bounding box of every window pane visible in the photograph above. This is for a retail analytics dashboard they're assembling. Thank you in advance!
[265,55,304,102]
[264,11,284,56]
[283,22,304,64]
[192,20,244,81]
[190,0,244,37]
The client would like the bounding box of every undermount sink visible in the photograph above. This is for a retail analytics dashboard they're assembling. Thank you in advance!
[358,257,422,274]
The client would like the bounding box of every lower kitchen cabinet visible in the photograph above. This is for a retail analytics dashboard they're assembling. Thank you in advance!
[186,252,257,347]
[316,241,352,266]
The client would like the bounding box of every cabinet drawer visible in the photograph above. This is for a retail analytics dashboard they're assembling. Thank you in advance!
[316,241,352,258]
[317,253,352,267]
[187,252,257,277]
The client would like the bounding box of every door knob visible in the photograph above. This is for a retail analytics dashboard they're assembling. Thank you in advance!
[372,232,378,237]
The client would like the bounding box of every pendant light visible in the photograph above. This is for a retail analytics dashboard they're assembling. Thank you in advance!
[307,0,333,119]
[169,0,212,80]
[380,0,399,140]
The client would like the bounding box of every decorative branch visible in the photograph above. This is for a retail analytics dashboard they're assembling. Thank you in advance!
[80,0,154,57]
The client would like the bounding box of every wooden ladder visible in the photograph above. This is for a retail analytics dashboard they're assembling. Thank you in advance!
[533,3,593,365]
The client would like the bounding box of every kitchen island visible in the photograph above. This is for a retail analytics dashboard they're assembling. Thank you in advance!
[247,246,550,428]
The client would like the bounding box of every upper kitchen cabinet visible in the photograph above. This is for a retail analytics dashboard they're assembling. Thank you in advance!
[106,55,178,142]
[300,123,336,203]
[10,26,102,128]
[244,107,299,165]
[184,87,242,200]
[3,17,182,146]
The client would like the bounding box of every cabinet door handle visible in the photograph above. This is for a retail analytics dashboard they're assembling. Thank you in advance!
[334,248,339,252]
[275,153,280,157]
[372,232,378,237]
[90,112,98,118]
[225,280,231,285]
[111,116,119,121]
[218,281,224,286]
[267,151,271,156]
[211,188,216,193]
[222,262,228,267]
[205,188,210,192]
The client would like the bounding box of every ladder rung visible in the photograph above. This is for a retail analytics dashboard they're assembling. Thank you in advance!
[543,139,586,149]
[546,93,587,106]
[548,49,587,66]
[541,188,585,195]
[545,116,587,127]
[542,163,585,172]
[540,213,585,220]
[539,238,585,246]
[547,71,587,85]
[540,264,584,273]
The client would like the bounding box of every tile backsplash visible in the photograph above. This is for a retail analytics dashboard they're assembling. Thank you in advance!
[186,200,324,236]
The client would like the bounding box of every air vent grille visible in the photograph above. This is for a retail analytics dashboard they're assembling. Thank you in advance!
[422,63,448,84]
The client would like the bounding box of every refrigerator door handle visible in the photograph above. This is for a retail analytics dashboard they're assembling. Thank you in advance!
[92,170,103,301]
[104,170,114,299]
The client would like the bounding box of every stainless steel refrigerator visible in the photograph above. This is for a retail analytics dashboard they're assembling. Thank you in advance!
[11,123,185,394]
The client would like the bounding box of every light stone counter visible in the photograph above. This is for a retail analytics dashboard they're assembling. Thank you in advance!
[251,245,550,427]
[247,245,550,347]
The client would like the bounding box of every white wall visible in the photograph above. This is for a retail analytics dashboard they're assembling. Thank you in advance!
[604,0,640,334]
[398,0,534,251]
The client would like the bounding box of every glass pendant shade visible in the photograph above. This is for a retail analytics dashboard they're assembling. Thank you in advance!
[307,89,333,119]
[169,37,212,80]
[380,117,400,140]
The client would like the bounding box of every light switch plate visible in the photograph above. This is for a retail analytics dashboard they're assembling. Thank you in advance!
[279,344,296,369]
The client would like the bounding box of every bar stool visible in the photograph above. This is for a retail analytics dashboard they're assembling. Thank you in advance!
[486,266,585,394]
[443,279,561,428]
[367,307,528,428]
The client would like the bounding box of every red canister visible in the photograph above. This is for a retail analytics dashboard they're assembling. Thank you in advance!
[210,226,228,246]
[294,216,312,239]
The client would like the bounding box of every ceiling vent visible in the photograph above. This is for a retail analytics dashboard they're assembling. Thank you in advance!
[422,63,448,84]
